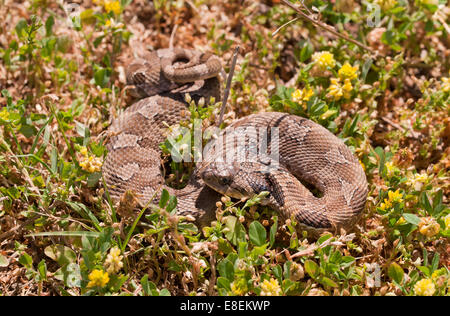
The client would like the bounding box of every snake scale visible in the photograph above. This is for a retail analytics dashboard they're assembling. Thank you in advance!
[102,48,368,233]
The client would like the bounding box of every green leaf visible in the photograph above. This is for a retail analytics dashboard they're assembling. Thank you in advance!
[218,258,235,281]
[0,254,9,267]
[299,40,313,62]
[216,277,231,291]
[218,238,234,254]
[94,68,110,88]
[87,172,102,187]
[269,216,278,247]
[402,213,420,226]
[320,276,338,288]
[417,266,430,277]
[44,244,77,267]
[304,260,319,278]
[37,260,47,281]
[430,252,440,273]
[249,221,266,246]
[159,189,170,208]
[141,274,158,296]
[420,192,433,214]
[224,216,246,246]
[159,288,171,296]
[166,195,177,213]
[388,262,404,284]
[45,15,54,36]
[19,253,33,267]
[361,58,373,82]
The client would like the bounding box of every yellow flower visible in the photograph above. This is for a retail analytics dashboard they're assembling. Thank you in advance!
[79,151,103,173]
[0,108,9,121]
[260,278,282,296]
[385,161,396,176]
[444,214,450,230]
[379,189,403,211]
[104,1,121,14]
[396,216,406,225]
[338,62,358,80]
[312,51,336,69]
[292,87,314,108]
[327,78,353,101]
[387,189,403,204]
[375,0,398,11]
[431,268,446,280]
[407,172,428,191]
[79,146,88,157]
[379,199,392,211]
[230,279,248,296]
[87,269,110,288]
[342,78,353,97]
[414,279,435,296]
[441,77,450,93]
[418,217,440,237]
[104,246,123,274]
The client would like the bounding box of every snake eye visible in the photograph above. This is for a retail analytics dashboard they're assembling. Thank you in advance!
[218,177,232,186]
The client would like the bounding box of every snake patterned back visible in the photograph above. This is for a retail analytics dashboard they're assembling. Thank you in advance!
[102,48,368,232]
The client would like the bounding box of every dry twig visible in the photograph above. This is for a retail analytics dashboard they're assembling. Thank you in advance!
[280,0,382,57]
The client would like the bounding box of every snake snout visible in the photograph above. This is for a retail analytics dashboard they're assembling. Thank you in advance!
[200,162,243,197]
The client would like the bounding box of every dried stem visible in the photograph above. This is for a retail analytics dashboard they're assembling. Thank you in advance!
[217,46,240,127]
[280,0,382,57]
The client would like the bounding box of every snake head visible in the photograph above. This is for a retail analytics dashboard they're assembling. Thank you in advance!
[200,161,245,199]
[199,161,274,207]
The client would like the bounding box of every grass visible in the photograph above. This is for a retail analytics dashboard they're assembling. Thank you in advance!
[0,0,448,296]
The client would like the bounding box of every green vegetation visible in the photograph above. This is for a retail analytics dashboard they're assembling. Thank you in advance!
[0,0,448,296]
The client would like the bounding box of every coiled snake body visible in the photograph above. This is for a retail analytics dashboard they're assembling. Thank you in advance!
[102,48,368,232]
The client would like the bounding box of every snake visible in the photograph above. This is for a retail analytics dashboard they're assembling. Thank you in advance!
[102,47,368,233]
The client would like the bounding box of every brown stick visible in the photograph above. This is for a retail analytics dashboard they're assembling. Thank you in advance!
[217,46,240,127]
[280,0,381,57]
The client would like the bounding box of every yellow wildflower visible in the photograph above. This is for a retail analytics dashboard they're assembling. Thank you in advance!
[79,150,103,173]
[87,269,110,288]
[292,87,314,108]
[444,214,450,230]
[396,216,406,225]
[407,171,428,191]
[327,78,353,101]
[104,246,123,274]
[418,217,440,237]
[230,279,248,296]
[379,198,392,211]
[385,161,396,176]
[431,268,446,280]
[387,189,403,204]
[79,146,88,157]
[441,77,450,93]
[414,279,435,296]
[104,1,121,14]
[338,62,358,80]
[375,0,398,11]
[379,189,402,211]
[312,51,336,69]
[105,18,124,29]
[0,108,9,121]
[260,278,282,296]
